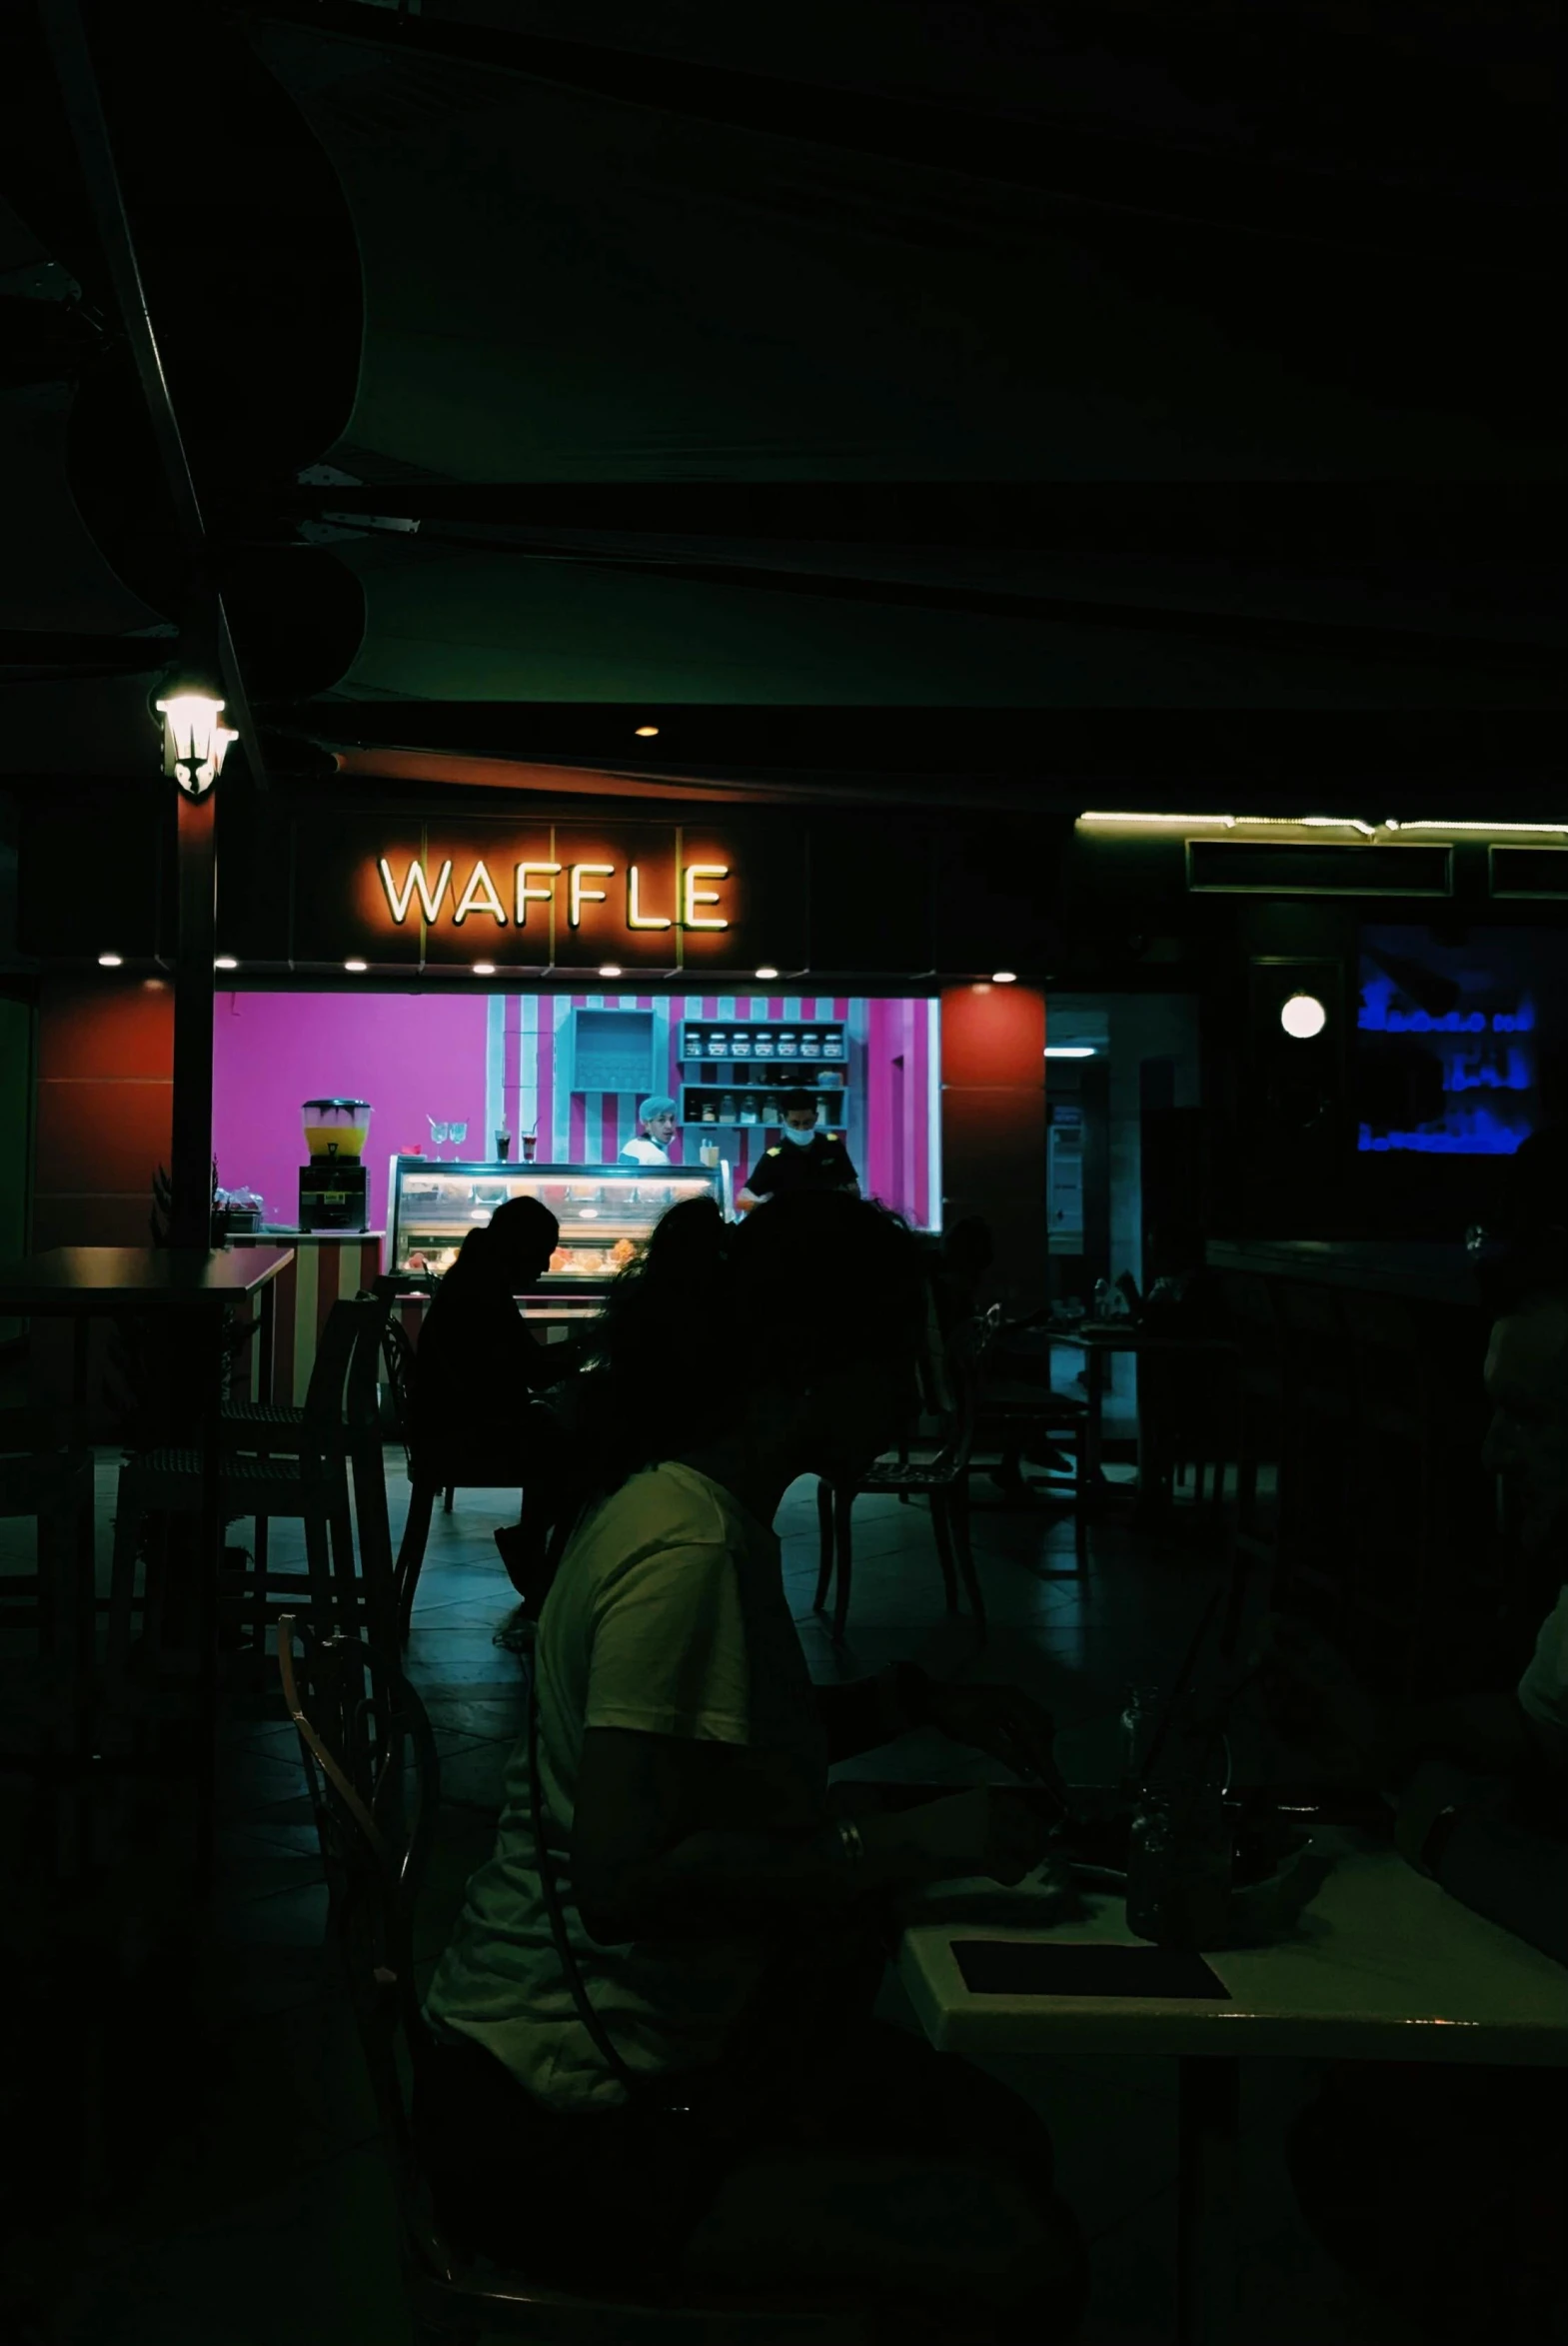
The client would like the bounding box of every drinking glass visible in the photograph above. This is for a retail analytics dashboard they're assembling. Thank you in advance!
[1125,1788,1233,1950]
[450,1121,469,1162]
[428,1119,450,1162]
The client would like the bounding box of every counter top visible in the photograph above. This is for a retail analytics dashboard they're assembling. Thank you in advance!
[236,1228,386,1243]
[1207,1237,1475,1310]
[0,1246,296,1307]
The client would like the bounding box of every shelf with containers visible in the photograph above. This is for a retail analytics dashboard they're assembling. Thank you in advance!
[387,1159,727,1290]
[678,1018,849,1131]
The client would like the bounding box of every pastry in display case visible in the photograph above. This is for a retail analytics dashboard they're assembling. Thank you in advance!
[388,1159,728,1288]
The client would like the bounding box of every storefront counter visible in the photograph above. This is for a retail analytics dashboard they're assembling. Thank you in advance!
[230,1230,385,1406]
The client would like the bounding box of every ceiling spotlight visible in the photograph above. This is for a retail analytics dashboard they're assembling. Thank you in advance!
[98,953,124,968]
[635,725,660,738]
[215,956,239,972]
[755,967,780,982]
[344,960,368,974]
[1281,993,1328,1040]
[599,964,623,979]
[991,971,1018,984]
[472,963,496,976]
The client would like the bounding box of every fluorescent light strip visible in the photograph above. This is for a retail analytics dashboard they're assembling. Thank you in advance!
[1044,1046,1096,1059]
[1387,821,1568,837]
[1081,812,1568,840]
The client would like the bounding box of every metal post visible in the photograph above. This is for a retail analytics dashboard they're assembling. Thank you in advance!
[170,791,217,1249]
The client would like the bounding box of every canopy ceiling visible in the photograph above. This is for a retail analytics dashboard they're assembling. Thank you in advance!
[0,0,1559,807]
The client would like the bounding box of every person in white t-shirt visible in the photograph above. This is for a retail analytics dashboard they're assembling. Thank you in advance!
[418,1189,1088,2340]
[621,1096,678,1166]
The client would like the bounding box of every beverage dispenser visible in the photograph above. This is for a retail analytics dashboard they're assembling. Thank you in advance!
[299,1098,374,1230]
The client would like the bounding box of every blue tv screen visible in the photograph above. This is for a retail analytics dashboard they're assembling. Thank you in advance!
[1357,925,1557,1158]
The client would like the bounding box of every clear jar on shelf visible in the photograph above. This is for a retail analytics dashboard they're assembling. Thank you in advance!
[707,1032,729,1059]
[777,1031,798,1059]
[720,1094,737,1121]
[754,1033,777,1060]
[821,1031,844,1060]
[684,1027,705,1060]
[800,1033,821,1060]
[739,1094,758,1125]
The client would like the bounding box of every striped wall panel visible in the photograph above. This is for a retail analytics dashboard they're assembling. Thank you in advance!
[493,992,936,1219]
[262,1236,385,1407]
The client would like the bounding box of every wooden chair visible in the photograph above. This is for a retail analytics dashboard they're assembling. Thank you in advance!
[220,1294,395,1654]
[107,1298,386,1693]
[813,1327,985,1643]
[966,1311,1091,1573]
[278,1615,864,2345]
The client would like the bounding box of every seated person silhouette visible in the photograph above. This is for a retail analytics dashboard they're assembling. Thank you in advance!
[413,1195,573,1603]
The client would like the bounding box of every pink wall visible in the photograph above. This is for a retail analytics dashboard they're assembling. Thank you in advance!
[212,991,489,1232]
[864,998,932,1228]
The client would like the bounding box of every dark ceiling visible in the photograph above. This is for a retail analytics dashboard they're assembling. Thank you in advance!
[0,0,1561,815]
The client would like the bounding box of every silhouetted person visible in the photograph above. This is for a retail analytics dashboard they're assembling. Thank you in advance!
[413,1196,564,1450]
[1262,1273,1568,2343]
[1474,1125,1568,1318]
[413,1196,577,1603]
[417,1191,1087,2342]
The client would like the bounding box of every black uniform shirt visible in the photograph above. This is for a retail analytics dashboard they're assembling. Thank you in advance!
[745,1132,858,1201]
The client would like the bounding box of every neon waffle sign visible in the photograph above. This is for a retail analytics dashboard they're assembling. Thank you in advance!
[375,856,731,934]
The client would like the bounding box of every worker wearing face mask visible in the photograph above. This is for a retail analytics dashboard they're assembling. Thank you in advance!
[737,1090,859,1212]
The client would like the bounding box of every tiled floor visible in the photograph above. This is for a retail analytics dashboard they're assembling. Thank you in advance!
[0,1451,1405,2344]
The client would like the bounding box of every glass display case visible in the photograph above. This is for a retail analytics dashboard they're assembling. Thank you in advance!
[387,1159,728,1289]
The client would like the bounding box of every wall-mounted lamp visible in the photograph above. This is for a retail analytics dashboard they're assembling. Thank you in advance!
[1044,1045,1096,1059]
[98,953,123,969]
[599,964,623,979]
[1280,994,1328,1040]
[472,963,497,976]
[155,684,237,797]
[344,960,368,974]
[215,957,239,972]
[756,967,780,983]
[991,971,1018,984]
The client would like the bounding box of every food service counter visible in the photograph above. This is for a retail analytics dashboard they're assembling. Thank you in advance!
[229,1230,386,1407]
[384,1156,726,1362]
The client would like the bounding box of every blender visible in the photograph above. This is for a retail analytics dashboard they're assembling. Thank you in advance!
[299,1099,374,1230]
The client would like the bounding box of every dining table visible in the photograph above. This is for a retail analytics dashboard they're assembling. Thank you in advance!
[0,1246,296,1880]
[896,1825,1568,2345]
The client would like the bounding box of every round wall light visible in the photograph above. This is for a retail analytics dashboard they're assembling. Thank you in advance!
[756,966,780,983]
[215,957,239,972]
[635,725,660,738]
[98,953,124,968]
[991,971,1018,984]
[344,960,369,974]
[472,963,496,977]
[599,964,623,979]
[1280,993,1328,1040]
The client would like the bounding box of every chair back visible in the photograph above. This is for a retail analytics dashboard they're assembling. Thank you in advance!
[379,1308,419,1461]
[277,1616,457,2289]
[347,1293,399,1657]
[302,1300,370,1441]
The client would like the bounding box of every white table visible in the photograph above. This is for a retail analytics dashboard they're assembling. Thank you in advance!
[897,1830,1568,2344]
